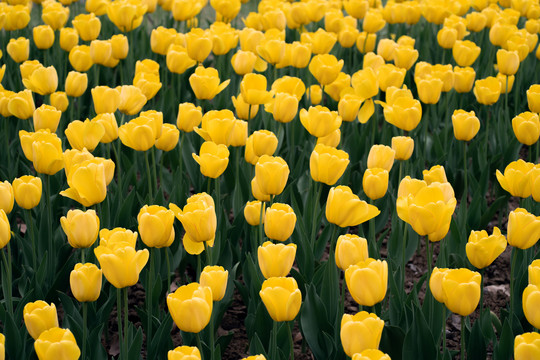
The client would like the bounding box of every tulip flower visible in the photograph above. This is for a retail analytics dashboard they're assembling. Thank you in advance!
[496,160,534,198]
[441,268,481,316]
[393,45,419,70]
[155,124,180,152]
[33,25,54,50]
[8,89,35,120]
[150,26,177,55]
[35,328,80,360]
[232,94,259,121]
[177,103,203,133]
[94,242,149,289]
[182,232,215,256]
[310,144,349,186]
[309,54,344,86]
[367,144,395,172]
[33,104,61,133]
[523,284,540,329]
[514,332,540,359]
[59,27,79,52]
[241,356,265,360]
[194,110,239,146]
[240,73,273,105]
[250,130,278,157]
[512,112,540,145]
[99,227,138,249]
[0,182,14,215]
[466,227,507,269]
[189,66,230,100]
[167,282,213,333]
[13,176,42,210]
[65,119,105,152]
[497,49,520,76]
[70,263,102,302]
[168,346,201,360]
[527,84,540,113]
[376,92,422,131]
[259,277,302,322]
[61,209,100,249]
[185,29,213,63]
[119,119,155,152]
[300,106,342,138]
[170,193,217,243]
[166,45,197,74]
[391,136,414,161]
[317,129,341,148]
[338,94,363,123]
[244,201,265,226]
[335,234,369,271]
[192,141,229,179]
[507,208,540,250]
[7,37,29,63]
[137,205,175,248]
[363,168,389,200]
[416,77,443,104]
[117,85,147,116]
[453,66,476,93]
[452,109,481,141]
[0,209,10,250]
[340,311,384,357]
[258,241,296,279]
[267,92,298,124]
[473,77,501,105]
[107,0,147,32]
[231,50,258,75]
[264,203,296,242]
[326,186,380,227]
[254,155,289,196]
[430,267,451,303]
[23,301,59,340]
[60,160,113,207]
[72,13,101,41]
[200,265,229,301]
[256,39,285,65]
[345,258,388,306]
[352,349,391,360]
[452,40,481,67]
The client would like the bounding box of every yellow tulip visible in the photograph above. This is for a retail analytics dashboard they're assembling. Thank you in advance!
[497,49,520,76]
[69,263,102,302]
[309,54,344,86]
[166,44,197,75]
[72,13,101,41]
[244,201,265,226]
[0,210,10,250]
[441,268,481,316]
[94,243,149,289]
[94,113,119,143]
[200,265,228,301]
[61,209,100,249]
[466,227,507,269]
[232,94,259,121]
[512,112,540,145]
[156,124,180,151]
[391,136,414,161]
[367,144,395,172]
[514,332,540,360]
[33,25,54,50]
[23,301,59,340]
[170,194,216,243]
[13,175,42,210]
[345,258,388,306]
[453,66,476,93]
[300,28,336,55]
[59,27,79,53]
[453,40,481,67]
[300,106,342,138]
[496,160,534,198]
[92,86,120,114]
[363,168,389,200]
[60,160,112,207]
[268,92,298,123]
[255,155,289,196]
[310,144,349,185]
[168,346,201,360]
[335,234,368,271]
[258,241,296,278]
[452,109,481,141]
[118,119,155,152]
[65,119,105,152]
[507,208,540,249]
[0,182,14,215]
[34,328,80,360]
[137,205,175,248]
[167,282,213,332]
[240,73,273,105]
[527,84,540,113]
[195,110,237,146]
[8,89,35,120]
[473,76,501,105]
[340,311,384,357]
[326,186,380,227]
[107,0,147,32]
[189,66,230,100]
[177,103,202,132]
[231,50,258,75]
[259,277,301,322]
[151,26,177,55]
[69,45,93,72]
[7,37,29,63]
[264,203,296,242]
[352,349,391,360]
[65,72,88,98]
[256,39,285,65]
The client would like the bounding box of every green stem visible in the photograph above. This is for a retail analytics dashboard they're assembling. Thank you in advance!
[369,199,376,256]
[147,248,154,356]
[461,316,466,360]
[204,240,212,266]
[442,306,447,356]
[45,175,53,276]
[196,332,204,360]
[151,147,158,192]
[258,202,265,247]
[117,288,124,360]
[26,210,37,271]
[113,139,122,197]
[463,141,468,208]
[81,248,86,263]
[402,222,408,291]
[123,287,128,360]
[144,151,154,202]
[2,246,12,315]
[82,302,87,360]
[178,132,185,200]
[426,237,432,280]
[510,248,517,330]
[166,249,171,293]
[287,321,294,360]
[209,308,215,360]
[215,177,221,225]
[310,181,323,247]
[270,321,278,360]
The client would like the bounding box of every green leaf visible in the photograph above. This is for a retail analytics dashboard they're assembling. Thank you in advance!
[402,302,437,360]
[380,325,405,360]
[467,318,487,360]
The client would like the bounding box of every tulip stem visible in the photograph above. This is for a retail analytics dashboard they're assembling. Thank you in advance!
[258,202,265,247]
[463,141,468,208]
[402,222,408,291]
[26,209,37,271]
[287,321,294,360]
[442,306,447,356]
[426,238,432,280]
[310,182,323,247]
[196,332,204,360]
[1,245,12,315]
[461,316,466,360]
[81,248,86,263]
[510,248,517,330]
[204,240,212,266]
[147,248,155,357]
[82,302,87,360]
[270,321,278,360]
[117,288,124,360]
[178,132,185,200]
[166,249,171,293]
[113,140,122,197]
[144,151,154,202]
[123,287,128,359]
[45,175,53,276]
[151,147,158,192]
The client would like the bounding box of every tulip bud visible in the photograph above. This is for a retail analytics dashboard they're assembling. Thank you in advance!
[33,25,55,50]
[177,103,202,132]
[466,227,507,269]
[168,346,201,360]
[61,209,100,248]
[70,263,102,302]
[363,168,389,200]
[23,301,59,340]
[496,160,534,198]
[514,332,540,360]
[340,311,384,357]
[7,37,29,63]
[391,136,414,161]
[65,71,88,98]
[264,203,296,242]
[34,328,80,360]
[13,175,42,210]
[167,282,213,333]
[452,109,481,141]
[512,112,540,145]
[507,208,540,249]
[192,141,230,179]
[200,265,229,301]
[441,268,481,316]
[255,155,289,196]
[259,277,302,322]
[50,92,69,112]
[33,104,61,132]
[367,144,395,172]
[137,205,175,248]
[335,234,368,271]
[326,186,380,227]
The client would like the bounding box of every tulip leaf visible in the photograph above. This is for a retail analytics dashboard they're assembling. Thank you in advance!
[380,325,405,360]
[248,332,267,358]
[467,318,487,360]
[89,325,108,359]
[478,195,509,229]
[300,284,334,360]
[127,325,144,360]
[402,301,437,360]
[149,314,173,358]
[493,319,513,360]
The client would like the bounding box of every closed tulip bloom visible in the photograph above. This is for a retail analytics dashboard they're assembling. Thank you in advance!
[200,265,228,301]
[117,85,147,115]
[317,129,341,148]
[7,37,29,63]
[453,40,481,66]
[232,94,259,121]
[497,72,515,94]
[466,11,487,32]
[65,119,105,152]
[171,0,204,20]
[110,34,129,60]
[168,346,201,360]
[93,113,118,143]
[310,144,349,185]
[377,64,406,92]
[60,160,112,207]
[51,92,69,113]
[94,244,148,289]
[474,76,501,105]
[13,176,42,210]
[33,25,54,50]
[453,66,476,93]
[107,0,147,32]
[512,112,540,145]
[195,110,237,146]
[189,66,230,100]
[156,124,180,151]
[300,29,336,55]
[30,134,64,176]
[70,263,102,302]
[441,268,481,316]
[256,39,285,65]
[255,155,289,196]
[429,267,450,303]
[363,9,385,33]
[34,328,80,360]
[185,29,213,63]
[352,349,391,360]
[0,209,10,249]
[529,259,540,285]
[307,85,322,105]
[393,45,419,70]
[259,277,301,322]
[437,26,458,49]
[340,311,384,357]
[0,182,14,215]
[170,194,216,243]
[73,13,101,41]
[119,120,155,152]
[137,205,175,248]
[346,258,388,306]
[452,109,481,141]
[351,67,379,100]
[507,208,540,249]
[192,141,229,179]
[244,201,265,226]
[466,227,507,269]
[496,160,534,198]
[231,50,258,75]
[335,234,368,271]
[22,66,58,96]
[497,49,520,76]
[61,209,100,248]
[363,168,389,200]
[7,89,34,120]
[355,32,377,54]
[150,26,177,55]
[300,106,342,138]
[258,241,296,278]
[69,45,93,72]
[240,73,272,105]
[166,45,197,74]
[177,103,202,132]
[416,77,444,104]
[167,282,213,332]
[251,130,278,157]
[264,203,296,242]
[65,72,88,98]
[89,40,113,66]
[338,94,363,122]
[527,84,540,113]
[59,28,79,53]
[367,145,395,172]
[524,286,540,330]
[391,136,414,161]
[326,186,380,227]
[515,332,540,360]
[309,54,344,86]
[378,96,422,132]
[23,301,59,340]
[33,104,61,132]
